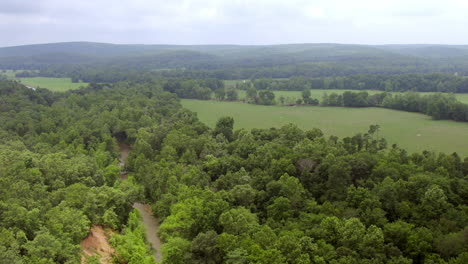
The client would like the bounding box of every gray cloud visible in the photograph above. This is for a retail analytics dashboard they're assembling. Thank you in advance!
[1,0,468,47]
[0,0,44,14]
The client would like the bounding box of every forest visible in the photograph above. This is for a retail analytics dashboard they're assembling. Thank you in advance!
[1,79,467,264]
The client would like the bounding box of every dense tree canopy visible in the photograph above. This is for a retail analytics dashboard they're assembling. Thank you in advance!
[1,79,467,264]
[0,80,179,263]
[126,108,468,263]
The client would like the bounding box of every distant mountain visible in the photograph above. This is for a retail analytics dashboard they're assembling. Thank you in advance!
[0,42,160,57]
[2,41,468,58]
[2,42,468,78]
[379,44,468,58]
[0,42,251,57]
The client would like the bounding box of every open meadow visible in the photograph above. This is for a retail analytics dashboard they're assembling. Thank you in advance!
[182,99,468,156]
[18,77,87,92]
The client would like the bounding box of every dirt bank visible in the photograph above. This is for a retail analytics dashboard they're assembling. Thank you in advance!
[80,226,114,264]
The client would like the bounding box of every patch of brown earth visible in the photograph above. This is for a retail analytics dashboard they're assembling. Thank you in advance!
[80,226,114,264]
[118,142,131,166]
[118,142,131,180]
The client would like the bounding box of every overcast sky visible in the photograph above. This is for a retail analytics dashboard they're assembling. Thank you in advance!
[2,0,468,47]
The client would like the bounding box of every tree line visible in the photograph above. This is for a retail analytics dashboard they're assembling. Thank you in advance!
[320,91,468,122]
[248,74,468,93]
[7,64,468,91]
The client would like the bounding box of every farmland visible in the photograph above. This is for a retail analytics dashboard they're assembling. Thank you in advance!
[182,99,468,156]
[18,77,87,92]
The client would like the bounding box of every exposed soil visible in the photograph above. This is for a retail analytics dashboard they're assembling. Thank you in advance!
[133,203,163,262]
[80,226,114,264]
[80,141,163,263]
[118,142,131,164]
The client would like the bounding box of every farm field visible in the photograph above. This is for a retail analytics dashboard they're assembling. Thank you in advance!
[182,99,468,156]
[18,77,87,92]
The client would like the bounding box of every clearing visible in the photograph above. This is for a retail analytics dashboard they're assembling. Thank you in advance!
[18,77,87,92]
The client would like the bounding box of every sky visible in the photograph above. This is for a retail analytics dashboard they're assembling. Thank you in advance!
[2,0,468,47]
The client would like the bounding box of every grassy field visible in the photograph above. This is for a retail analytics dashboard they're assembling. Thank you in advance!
[18,77,87,92]
[182,99,468,156]
[454,93,468,104]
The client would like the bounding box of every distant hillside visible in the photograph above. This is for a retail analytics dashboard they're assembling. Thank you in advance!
[0,42,158,57]
[2,42,468,78]
[379,44,468,58]
[0,42,251,57]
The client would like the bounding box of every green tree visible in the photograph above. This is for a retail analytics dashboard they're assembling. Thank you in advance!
[257,90,275,105]
[246,87,257,103]
[226,89,239,101]
[162,237,191,264]
[219,207,259,236]
[302,89,311,104]
[190,231,223,264]
[214,116,234,142]
[214,88,226,100]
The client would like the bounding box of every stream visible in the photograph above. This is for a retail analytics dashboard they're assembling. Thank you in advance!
[118,142,163,263]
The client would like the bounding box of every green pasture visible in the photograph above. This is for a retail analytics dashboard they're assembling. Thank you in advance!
[18,77,87,92]
[182,99,468,156]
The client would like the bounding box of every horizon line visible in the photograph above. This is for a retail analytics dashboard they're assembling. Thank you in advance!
[2,41,468,49]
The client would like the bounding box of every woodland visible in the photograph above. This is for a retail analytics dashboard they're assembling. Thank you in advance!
[1,79,467,263]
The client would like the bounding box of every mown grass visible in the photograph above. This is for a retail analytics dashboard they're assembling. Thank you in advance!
[182,99,468,156]
[18,77,87,92]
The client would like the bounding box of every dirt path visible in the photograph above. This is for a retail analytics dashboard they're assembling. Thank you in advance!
[118,141,131,165]
[118,142,131,180]
[118,142,162,263]
[133,203,163,262]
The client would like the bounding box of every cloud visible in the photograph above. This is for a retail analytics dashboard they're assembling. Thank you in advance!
[0,0,42,14]
[0,0,44,14]
[1,0,468,46]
